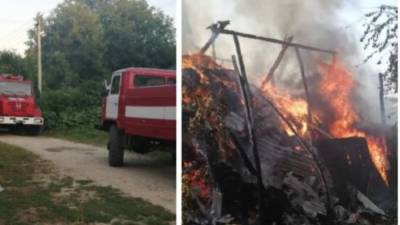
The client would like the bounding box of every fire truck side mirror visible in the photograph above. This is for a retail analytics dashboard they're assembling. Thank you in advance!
[103,80,110,91]
[102,80,110,97]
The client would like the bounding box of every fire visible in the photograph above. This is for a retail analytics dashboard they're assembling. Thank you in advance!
[184,53,389,186]
[182,53,222,85]
[183,54,244,160]
[318,59,389,185]
[260,57,389,185]
[182,162,210,200]
[261,82,310,136]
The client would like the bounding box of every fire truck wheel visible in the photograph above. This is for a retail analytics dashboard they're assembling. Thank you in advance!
[108,125,124,167]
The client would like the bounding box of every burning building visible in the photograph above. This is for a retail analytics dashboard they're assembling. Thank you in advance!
[182,22,397,225]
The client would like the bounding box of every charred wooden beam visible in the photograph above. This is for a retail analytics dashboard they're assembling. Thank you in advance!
[212,42,216,60]
[221,29,336,54]
[232,34,268,224]
[378,73,386,125]
[261,36,294,88]
[200,20,230,54]
[232,36,253,127]
[232,35,251,99]
[231,55,240,77]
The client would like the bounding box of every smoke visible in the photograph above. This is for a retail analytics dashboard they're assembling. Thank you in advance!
[183,0,390,125]
[183,0,363,72]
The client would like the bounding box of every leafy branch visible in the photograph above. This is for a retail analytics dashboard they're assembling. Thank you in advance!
[361,5,398,93]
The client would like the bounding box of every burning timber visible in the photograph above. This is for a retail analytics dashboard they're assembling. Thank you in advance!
[182,53,396,225]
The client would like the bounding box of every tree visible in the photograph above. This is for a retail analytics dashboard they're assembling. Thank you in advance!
[98,0,176,70]
[361,5,398,93]
[0,51,30,77]
[43,1,106,88]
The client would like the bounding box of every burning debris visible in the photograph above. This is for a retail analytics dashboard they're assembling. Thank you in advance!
[182,22,396,225]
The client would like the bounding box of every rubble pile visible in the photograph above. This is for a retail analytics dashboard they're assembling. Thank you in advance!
[182,54,394,225]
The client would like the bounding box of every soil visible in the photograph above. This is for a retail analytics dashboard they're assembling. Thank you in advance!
[0,135,176,213]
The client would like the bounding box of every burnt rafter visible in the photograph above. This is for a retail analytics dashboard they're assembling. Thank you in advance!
[200,21,336,55]
[261,35,294,86]
[221,29,335,54]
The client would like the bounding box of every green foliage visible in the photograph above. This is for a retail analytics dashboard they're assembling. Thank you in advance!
[98,0,176,70]
[361,5,398,93]
[43,1,107,88]
[20,0,176,133]
[38,82,102,130]
[0,51,31,78]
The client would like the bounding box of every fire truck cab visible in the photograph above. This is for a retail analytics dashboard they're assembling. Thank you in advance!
[101,68,176,167]
[0,74,44,134]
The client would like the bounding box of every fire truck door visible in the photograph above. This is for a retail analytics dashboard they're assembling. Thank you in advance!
[106,73,121,119]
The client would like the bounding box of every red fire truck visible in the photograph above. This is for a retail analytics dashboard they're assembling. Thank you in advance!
[0,74,44,134]
[100,68,176,167]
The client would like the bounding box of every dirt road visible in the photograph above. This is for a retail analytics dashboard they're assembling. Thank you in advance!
[0,135,176,213]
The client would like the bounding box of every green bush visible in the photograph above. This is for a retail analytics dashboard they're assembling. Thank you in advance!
[38,84,102,130]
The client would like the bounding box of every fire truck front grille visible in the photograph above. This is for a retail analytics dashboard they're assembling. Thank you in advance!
[9,102,28,114]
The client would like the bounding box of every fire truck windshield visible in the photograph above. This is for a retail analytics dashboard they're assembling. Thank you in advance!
[0,82,31,95]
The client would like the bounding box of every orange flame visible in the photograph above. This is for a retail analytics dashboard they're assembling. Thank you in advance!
[261,82,310,136]
[183,163,210,200]
[318,59,389,185]
[260,58,389,185]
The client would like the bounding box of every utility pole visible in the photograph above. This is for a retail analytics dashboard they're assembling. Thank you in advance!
[37,14,42,94]
[378,73,386,125]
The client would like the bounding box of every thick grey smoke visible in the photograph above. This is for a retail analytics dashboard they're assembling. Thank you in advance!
[183,0,361,73]
[183,0,391,125]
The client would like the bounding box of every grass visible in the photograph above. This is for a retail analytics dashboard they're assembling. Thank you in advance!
[0,142,175,225]
[43,127,108,147]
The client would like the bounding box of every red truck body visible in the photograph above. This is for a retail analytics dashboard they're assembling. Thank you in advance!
[100,68,176,166]
[0,74,43,133]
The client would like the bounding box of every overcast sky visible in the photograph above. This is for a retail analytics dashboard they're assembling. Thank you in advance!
[0,0,176,55]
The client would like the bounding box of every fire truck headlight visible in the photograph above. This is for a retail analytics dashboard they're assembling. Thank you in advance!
[34,118,43,124]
